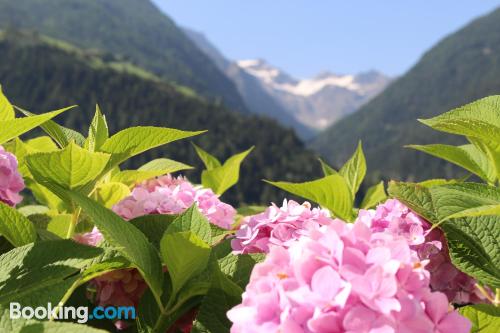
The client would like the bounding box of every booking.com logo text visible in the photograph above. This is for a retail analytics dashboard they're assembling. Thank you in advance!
[10,302,136,323]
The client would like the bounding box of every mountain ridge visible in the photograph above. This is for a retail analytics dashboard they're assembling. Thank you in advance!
[0,0,248,112]
[312,6,500,182]
[236,58,391,130]
[184,28,390,135]
[183,27,315,139]
[0,30,321,205]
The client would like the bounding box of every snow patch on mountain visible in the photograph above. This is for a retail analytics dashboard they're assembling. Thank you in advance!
[236,59,391,129]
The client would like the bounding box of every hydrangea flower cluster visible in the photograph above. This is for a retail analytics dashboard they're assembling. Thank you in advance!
[231,200,332,254]
[358,199,483,304]
[233,198,484,306]
[75,174,237,330]
[0,145,24,206]
[112,174,235,229]
[228,219,471,332]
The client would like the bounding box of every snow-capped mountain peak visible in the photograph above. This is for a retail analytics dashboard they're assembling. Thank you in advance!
[236,59,296,85]
[184,28,391,133]
[236,59,391,129]
[280,74,360,96]
[236,60,384,97]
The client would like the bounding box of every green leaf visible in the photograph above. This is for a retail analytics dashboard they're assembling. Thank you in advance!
[360,181,387,209]
[0,108,69,144]
[95,182,130,208]
[236,205,266,217]
[86,105,109,152]
[46,214,73,238]
[209,224,233,246]
[318,158,338,176]
[192,267,243,333]
[136,271,185,333]
[26,180,67,212]
[129,214,176,249]
[0,201,37,247]
[160,231,211,295]
[112,158,192,186]
[26,141,110,190]
[17,205,49,217]
[0,86,14,121]
[218,251,264,290]
[193,143,221,170]
[0,240,103,311]
[15,105,84,147]
[2,320,110,333]
[80,245,131,282]
[469,137,500,183]
[430,183,500,220]
[390,181,500,222]
[4,137,58,178]
[3,138,35,177]
[407,144,495,183]
[339,141,366,198]
[265,174,354,221]
[165,205,212,244]
[419,95,500,144]
[61,189,164,306]
[26,136,59,152]
[101,126,205,166]
[387,181,439,223]
[441,215,500,288]
[418,178,459,187]
[201,147,253,195]
[460,304,500,333]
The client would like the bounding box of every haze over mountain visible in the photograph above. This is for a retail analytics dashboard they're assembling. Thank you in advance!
[312,7,500,182]
[237,59,391,130]
[183,28,315,138]
[0,30,321,205]
[184,28,390,135]
[0,0,248,112]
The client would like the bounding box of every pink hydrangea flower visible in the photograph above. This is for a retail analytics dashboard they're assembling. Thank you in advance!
[227,220,471,333]
[231,200,333,254]
[0,145,24,206]
[358,199,484,304]
[73,227,103,246]
[87,269,148,308]
[113,174,236,229]
[75,174,236,329]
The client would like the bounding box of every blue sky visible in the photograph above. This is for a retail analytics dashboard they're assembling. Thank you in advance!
[152,1,499,78]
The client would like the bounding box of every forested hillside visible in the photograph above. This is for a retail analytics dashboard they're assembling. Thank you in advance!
[0,0,248,111]
[0,31,320,205]
[313,7,500,183]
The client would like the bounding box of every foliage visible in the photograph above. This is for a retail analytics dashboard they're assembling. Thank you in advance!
[387,96,500,330]
[0,0,248,111]
[0,86,265,332]
[266,142,387,221]
[313,7,500,184]
[1,79,500,331]
[0,31,321,206]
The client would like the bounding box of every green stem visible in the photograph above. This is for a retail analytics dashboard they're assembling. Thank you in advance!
[50,276,84,320]
[65,208,81,239]
[475,283,495,304]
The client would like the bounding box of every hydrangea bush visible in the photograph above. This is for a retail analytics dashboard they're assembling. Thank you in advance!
[0,89,498,333]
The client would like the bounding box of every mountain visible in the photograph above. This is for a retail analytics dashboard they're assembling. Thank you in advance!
[237,59,391,130]
[0,30,321,205]
[312,7,500,182]
[184,29,389,136]
[183,28,315,139]
[0,0,248,111]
